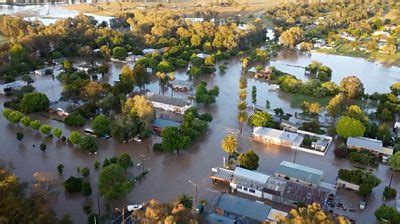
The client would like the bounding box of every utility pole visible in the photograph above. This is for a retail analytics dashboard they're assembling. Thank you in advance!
[188,180,198,208]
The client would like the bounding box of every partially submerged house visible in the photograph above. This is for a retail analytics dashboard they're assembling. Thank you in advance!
[346,137,393,162]
[275,161,324,188]
[252,127,303,148]
[152,118,181,135]
[168,79,192,92]
[49,101,81,117]
[146,93,192,114]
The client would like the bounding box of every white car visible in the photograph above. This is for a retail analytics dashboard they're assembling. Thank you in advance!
[127,204,143,212]
[134,137,142,142]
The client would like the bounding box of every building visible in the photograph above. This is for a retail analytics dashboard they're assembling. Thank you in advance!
[266,28,275,41]
[346,137,393,161]
[252,127,303,148]
[213,193,286,224]
[146,93,191,114]
[185,17,204,23]
[49,101,81,117]
[34,67,53,76]
[0,81,25,95]
[210,167,330,207]
[311,139,329,151]
[196,53,210,59]
[275,161,323,188]
[152,118,181,135]
[168,79,192,92]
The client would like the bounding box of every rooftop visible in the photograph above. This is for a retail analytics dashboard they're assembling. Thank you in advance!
[233,167,269,184]
[267,208,288,222]
[146,93,190,108]
[153,118,181,129]
[346,137,386,154]
[275,161,323,185]
[210,167,234,182]
[281,181,328,205]
[206,213,236,224]
[215,194,271,222]
[253,127,300,142]
[169,79,192,87]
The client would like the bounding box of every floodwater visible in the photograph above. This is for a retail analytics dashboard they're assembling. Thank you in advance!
[1,55,400,223]
[2,6,400,222]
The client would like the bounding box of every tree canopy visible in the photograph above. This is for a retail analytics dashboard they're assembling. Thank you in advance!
[98,164,132,199]
[336,116,366,139]
[20,92,50,113]
[238,150,260,170]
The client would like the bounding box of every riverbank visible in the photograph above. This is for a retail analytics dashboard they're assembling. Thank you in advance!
[316,46,400,67]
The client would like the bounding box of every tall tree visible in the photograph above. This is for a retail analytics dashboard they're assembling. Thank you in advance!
[161,127,191,155]
[238,150,260,170]
[221,134,238,160]
[98,164,132,199]
[336,116,366,139]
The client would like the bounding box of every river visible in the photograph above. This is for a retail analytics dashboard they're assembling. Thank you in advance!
[1,6,400,223]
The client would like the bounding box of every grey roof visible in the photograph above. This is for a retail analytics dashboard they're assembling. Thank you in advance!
[347,137,383,153]
[146,93,190,107]
[153,118,181,129]
[216,194,271,222]
[281,181,328,205]
[206,213,236,224]
[169,79,192,88]
[234,167,269,184]
[275,161,323,185]
[253,127,300,142]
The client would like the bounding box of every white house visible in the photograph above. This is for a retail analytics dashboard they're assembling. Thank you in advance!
[252,127,303,148]
[146,93,191,114]
[346,137,393,161]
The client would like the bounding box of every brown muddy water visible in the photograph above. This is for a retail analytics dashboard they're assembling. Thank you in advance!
[1,54,400,223]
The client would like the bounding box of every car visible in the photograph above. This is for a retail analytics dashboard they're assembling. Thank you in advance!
[127,204,143,212]
[134,136,142,142]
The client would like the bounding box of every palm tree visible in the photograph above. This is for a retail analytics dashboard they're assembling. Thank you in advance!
[238,110,248,134]
[177,194,193,209]
[221,134,238,160]
[156,72,169,95]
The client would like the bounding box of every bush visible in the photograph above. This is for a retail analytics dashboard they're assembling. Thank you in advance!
[199,113,213,122]
[81,167,90,177]
[153,143,163,151]
[81,181,92,197]
[80,136,98,153]
[384,187,397,200]
[64,112,85,127]
[63,176,83,193]
[39,143,47,151]
[334,143,348,158]
[20,92,50,113]
[57,164,64,174]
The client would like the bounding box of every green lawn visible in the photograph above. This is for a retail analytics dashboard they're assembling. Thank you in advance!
[290,94,332,108]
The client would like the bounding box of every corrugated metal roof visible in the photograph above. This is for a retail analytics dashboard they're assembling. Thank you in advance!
[253,127,300,142]
[234,167,270,184]
[347,137,383,153]
[153,118,181,129]
[276,161,323,185]
[146,92,190,107]
[216,194,271,222]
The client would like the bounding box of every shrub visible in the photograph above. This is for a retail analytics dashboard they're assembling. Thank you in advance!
[81,181,92,197]
[81,167,90,177]
[64,112,85,127]
[63,176,83,193]
[39,143,47,151]
[384,187,397,200]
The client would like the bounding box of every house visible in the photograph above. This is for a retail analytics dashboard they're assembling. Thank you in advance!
[230,167,271,198]
[346,137,393,161]
[168,79,192,92]
[254,67,272,79]
[34,67,53,76]
[49,101,81,117]
[146,93,191,114]
[152,118,181,135]
[185,17,204,23]
[373,30,390,37]
[214,193,274,224]
[339,32,356,42]
[76,64,92,73]
[252,127,303,148]
[275,161,323,188]
[311,139,329,151]
[126,55,143,62]
[0,81,25,95]
[205,213,236,224]
[266,28,275,41]
[280,120,299,132]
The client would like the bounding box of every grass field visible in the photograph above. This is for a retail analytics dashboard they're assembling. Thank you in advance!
[290,94,332,108]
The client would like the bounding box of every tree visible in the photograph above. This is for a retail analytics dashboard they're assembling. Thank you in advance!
[390,82,400,95]
[251,86,257,104]
[161,127,191,155]
[277,203,349,223]
[53,128,62,138]
[389,152,400,171]
[248,111,273,127]
[118,153,132,171]
[238,110,248,134]
[20,92,50,113]
[64,112,85,127]
[80,136,98,153]
[91,115,111,137]
[345,105,367,123]
[81,167,90,177]
[122,95,155,129]
[340,76,364,99]
[2,108,12,120]
[377,124,392,145]
[57,164,64,174]
[195,81,219,104]
[63,60,73,72]
[238,150,260,170]
[82,81,104,99]
[221,134,238,159]
[112,46,127,60]
[336,116,365,139]
[63,176,83,193]
[279,27,304,48]
[98,164,132,199]
[29,120,41,130]
[20,116,31,127]
[39,125,52,136]
[81,181,92,197]
[374,205,400,223]
[176,194,193,209]
[8,111,23,124]
[22,74,34,85]
[39,143,47,151]
[132,64,150,90]
[68,131,82,145]
[16,132,24,141]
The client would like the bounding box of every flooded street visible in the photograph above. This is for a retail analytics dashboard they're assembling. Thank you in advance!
[1,54,400,223]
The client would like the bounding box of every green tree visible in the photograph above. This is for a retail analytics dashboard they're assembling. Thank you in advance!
[238,150,260,170]
[340,76,364,99]
[81,181,92,197]
[112,46,127,60]
[63,176,83,193]
[53,128,62,138]
[161,127,191,155]
[195,81,219,105]
[345,105,367,123]
[39,125,52,136]
[92,115,111,137]
[2,108,12,120]
[20,116,31,127]
[176,194,193,209]
[64,112,85,127]
[374,205,400,223]
[221,134,238,159]
[68,131,82,145]
[336,116,366,139]
[20,92,50,113]
[16,132,24,141]
[81,167,90,177]
[8,111,23,124]
[22,74,34,85]
[238,110,248,134]
[248,111,272,127]
[251,86,257,104]
[57,164,64,174]
[39,143,46,151]
[98,164,132,199]
[80,136,98,153]
[29,120,41,130]
[389,152,400,171]
[118,153,133,171]
[377,124,392,145]
[390,82,400,95]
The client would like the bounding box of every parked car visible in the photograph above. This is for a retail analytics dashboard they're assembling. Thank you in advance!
[127,204,143,212]
[134,136,142,142]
